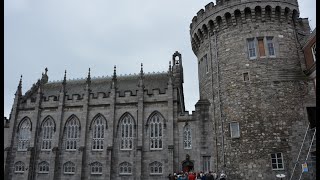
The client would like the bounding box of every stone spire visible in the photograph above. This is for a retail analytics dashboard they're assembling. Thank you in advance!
[86,68,91,85]
[63,70,67,85]
[111,65,117,89]
[41,67,49,84]
[15,75,23,96]
[138,63,144,88]
[168,61,173,85]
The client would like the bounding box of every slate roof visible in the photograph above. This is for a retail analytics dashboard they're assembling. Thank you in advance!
[27,72,169,99]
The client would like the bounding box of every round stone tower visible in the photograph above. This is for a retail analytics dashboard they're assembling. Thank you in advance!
[190,0,315,179]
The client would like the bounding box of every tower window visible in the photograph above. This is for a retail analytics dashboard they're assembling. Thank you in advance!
[247,37,276,59]
[204,54,209,73]
[92,115,105,151]
[120,114,134,150]
[243,72,249,81]
[15,161,25,173]
[230,122,240,138]
[267,37,275,56]
[247,38,256,59]
[271,153,284,170]
[258,38,266,57]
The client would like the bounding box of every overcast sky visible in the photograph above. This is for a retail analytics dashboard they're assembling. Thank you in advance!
[4,0,316,118]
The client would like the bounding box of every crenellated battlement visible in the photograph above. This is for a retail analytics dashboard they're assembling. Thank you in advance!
[190,0,300,55]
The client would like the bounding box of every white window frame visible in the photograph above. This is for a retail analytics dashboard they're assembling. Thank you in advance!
[266,36,276,57]
[311,43,316,62]
[150,114,163,150]
[149,161,163,175]
[90,162,103,175]
[120,115,134,150]
[183,124,192,149]
[14,161,25,173]
[18,119,31,151]
[41,117,54,151]
[38,161,49,174]
[119,162,133,175]
[65,117,80,151]
[230,122,240,138]
[271,153,284,170]
[92,116,105,151]
[63,161,75,174]
[247,38,257,59]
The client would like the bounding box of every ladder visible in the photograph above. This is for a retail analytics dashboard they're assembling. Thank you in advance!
[289,124,316,180]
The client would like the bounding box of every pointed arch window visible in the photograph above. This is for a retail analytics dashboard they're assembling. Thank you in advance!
[90,162,102,175]
[150,161,163,174]
[150,113,163,150]
[38,161,49,173]
[120,114,134,150]
[119,162,132,175]
[18,118,31,151]
[183,124,192,149]
[92,115,105,150]
[41,117,55,150]
[63,161,75,174]
[64,116,80,150]
[15,161,25,173]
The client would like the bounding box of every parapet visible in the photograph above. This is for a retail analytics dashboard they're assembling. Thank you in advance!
[190,0,300,55]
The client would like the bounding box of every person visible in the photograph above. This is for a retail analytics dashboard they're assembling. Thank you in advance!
[211,172,217,180]
[196,172,202,180]
[205,172,214,180]
[219,172,226,180]
[188,172,196,180]
[178,173,188,180]
[201,172,206,180]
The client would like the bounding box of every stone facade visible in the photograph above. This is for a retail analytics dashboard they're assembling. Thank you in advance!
[190,0,316,179]
[4,53,215,180]
[4,1,316,180]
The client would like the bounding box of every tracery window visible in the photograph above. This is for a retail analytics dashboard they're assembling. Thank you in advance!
[150,113,163,150]
[150,161,163,174]
[92,115,105,150]
[15,161,25,173]
[41,117,54,150]
[18,118,31,151]
[65,116,80,150]
[119,162,132,175]
[38,161,49,173]
[183,124,192,149]
[120,114,134,150]
[63,161,75,174]
[90,162,102,175]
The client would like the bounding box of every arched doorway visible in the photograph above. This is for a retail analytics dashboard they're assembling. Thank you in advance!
[182,154,194,172]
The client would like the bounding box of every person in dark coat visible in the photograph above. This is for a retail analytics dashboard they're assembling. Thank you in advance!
[205,172,214,180]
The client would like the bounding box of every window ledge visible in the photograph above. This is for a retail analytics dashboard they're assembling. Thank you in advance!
[272,168,284,171]
[119,173,132,176]
[91,172,102,175]
[14,171,24,174]
[92,149,104,152]
[64,172,75,175]
[38,172,49,174]
[150,173,163,176]
[120,149,133,151]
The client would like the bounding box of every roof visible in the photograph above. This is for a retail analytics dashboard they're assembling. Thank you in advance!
[24,72,170,99]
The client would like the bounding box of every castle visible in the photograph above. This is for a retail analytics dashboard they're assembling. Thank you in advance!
[4,0,316,180]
